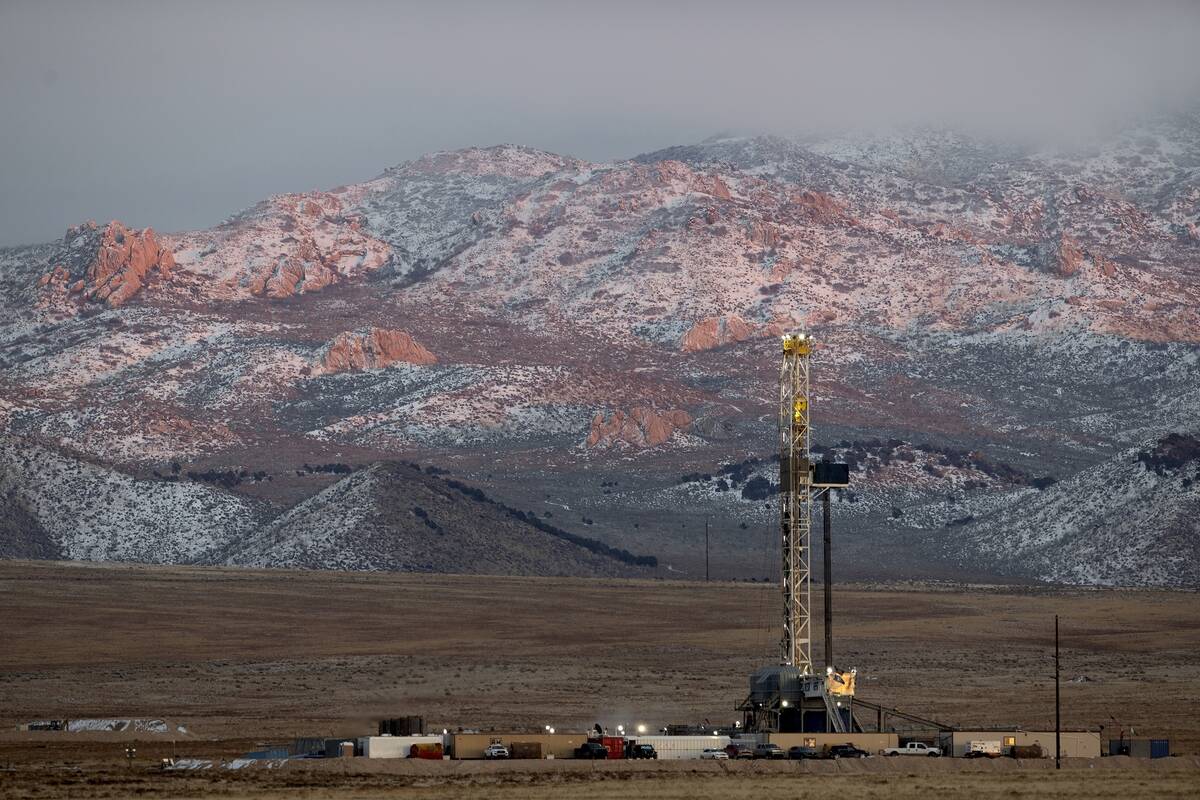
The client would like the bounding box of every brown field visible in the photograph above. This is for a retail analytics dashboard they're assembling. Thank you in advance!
[0,560,1198,798]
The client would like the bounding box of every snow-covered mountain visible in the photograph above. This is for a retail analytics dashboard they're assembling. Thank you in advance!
[1,119,1197,585]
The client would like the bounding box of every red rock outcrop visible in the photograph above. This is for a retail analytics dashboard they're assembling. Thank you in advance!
[38,221,175,307]
[585,406,692,449]
[680,314,758,352]
[1048,233,1085,278]
[1093,253,1118,279]
[793,191,854,225]
[748,221,781,248]
[694,174,733,201]
[314,328,437,375]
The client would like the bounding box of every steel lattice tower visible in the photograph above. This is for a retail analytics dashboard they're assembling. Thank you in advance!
[779,332,813,673]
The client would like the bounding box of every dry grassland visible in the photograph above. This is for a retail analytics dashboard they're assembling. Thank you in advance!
[0,560,1197,798]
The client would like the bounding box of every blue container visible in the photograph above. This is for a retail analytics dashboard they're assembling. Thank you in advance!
[1150,739,1170,759]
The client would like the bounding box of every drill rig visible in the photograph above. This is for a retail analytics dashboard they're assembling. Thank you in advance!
[739,332,855,733]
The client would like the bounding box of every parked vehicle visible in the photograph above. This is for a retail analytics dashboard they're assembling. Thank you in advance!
[788,745,821,760]
[964,740,1002,759]
[575,742,609,760]
[753,743,787,760]
[726,744,755,759]
[629,743,658,759]
[700,748,730,760]
[482,743,510,760]
[883,741,942,757]
[827,744,870,759]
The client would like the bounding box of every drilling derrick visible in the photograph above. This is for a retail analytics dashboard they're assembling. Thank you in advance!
[779,332,813,673]
[739,331,854,734]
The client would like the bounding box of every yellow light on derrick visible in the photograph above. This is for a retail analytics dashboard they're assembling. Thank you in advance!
[782,332,812,356]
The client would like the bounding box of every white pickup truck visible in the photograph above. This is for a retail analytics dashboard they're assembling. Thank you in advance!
[883,742,942,757]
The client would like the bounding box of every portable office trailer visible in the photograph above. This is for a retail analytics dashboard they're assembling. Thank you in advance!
[627,735,732,760]
[451,733,587,760]
[770,732,898,754]
[944,731,1100,758]
[358,735,444,758]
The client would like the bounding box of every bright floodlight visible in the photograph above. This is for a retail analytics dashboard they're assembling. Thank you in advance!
[637,724,646,734]
[781,699,789,707]
[826,666,833,674]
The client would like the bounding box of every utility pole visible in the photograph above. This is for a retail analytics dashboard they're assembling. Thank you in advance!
[705,517,710,582]
[1055,614,1061,769]
[823,488,833,672]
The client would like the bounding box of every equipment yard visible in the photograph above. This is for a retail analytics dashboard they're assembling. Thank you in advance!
[1,559,1197,800]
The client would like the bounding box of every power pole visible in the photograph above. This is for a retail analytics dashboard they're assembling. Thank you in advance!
[705,517,710,582]
[1055,614,1061,769]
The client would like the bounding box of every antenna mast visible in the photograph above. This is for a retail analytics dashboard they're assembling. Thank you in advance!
[779,332,813,673]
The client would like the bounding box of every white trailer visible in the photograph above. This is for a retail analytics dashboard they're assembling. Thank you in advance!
[965,740,1002,758]
[629,735,732,760]
[358,735,444,758]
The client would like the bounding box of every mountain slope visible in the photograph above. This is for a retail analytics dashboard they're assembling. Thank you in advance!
[943,433,1200,587]
[1,119,1198,585]
[0,437,265,563]
[211,461,654,576]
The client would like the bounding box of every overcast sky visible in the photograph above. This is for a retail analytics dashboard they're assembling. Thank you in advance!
[2,0,1199,246]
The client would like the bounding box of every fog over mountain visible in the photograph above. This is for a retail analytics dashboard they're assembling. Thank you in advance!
[2,0,1200,246]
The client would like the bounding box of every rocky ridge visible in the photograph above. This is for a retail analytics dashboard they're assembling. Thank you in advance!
[313,328,437,375]
[1,122,1198,586]
[36,221,175,308]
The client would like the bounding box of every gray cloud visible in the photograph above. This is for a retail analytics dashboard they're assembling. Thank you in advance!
[2,0,1199,246]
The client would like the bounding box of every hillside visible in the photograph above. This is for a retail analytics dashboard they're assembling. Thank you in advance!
[0,439,651,577]
[0,120,1197,585]
[212,461,655,576]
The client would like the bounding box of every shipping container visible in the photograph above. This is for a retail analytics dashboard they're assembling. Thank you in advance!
[600,736,625,759]
[509,742,543,760]
[410,743,444,760]
[1113,738,1172,758]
